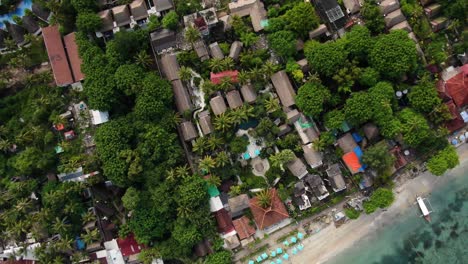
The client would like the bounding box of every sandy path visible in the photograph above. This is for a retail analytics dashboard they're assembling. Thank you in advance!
[292,144,468,264]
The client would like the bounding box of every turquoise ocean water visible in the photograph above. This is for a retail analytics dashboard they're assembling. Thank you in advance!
[331,165,468,264]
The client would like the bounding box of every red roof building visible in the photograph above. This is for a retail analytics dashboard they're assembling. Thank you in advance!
[233,216,256,240]
[42,26,74,86]
[117,234,143,257]
[210,70,239,85]
[342,152,364,174]
[64,32,85,82]
[214,208,235,234]
[249,189,289,230]
[437,64,468,108]
[444,100,465,132]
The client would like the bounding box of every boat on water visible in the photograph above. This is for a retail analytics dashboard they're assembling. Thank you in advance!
[416,196,432,222]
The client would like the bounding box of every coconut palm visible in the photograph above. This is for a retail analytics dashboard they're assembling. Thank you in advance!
[221,57,235,70]
[209,58,224,73]
[213,113,234,132]
[64,201,80,215]
[229,185,242,196]
[206,175,221,186]
[241,104,255,119]
[165,168,177,182]
[237,71,251,85]
[216,151,230,168]
[165,111,182,129]
[177,205,193,219]
[218,77,233,92]
[52,217,70,234]
[229,109,245,125]
[192,137,208,155]
[261,61,279,80]
[4,38,17,51]
[207,135,223,151]
[256,189,272,208]
[82,229,100,245]
[54,236,73,252]
[179,66,192,82]
[269,149,295,168]
[264,96,281,113]
[15,130,33,145]
[249,67,263,81]
[14,198,32,214]
[240,32,259,48]
[81,211,96,223]
[175,164,190,179]
[185,25,201,46]
[0,139,11,153]
[199,156,216,173]
[134,50,153,69]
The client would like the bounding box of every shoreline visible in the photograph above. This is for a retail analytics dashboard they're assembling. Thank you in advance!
[292,143,468,264]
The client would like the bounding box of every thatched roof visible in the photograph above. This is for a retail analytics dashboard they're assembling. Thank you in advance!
[302,144,323,169]
[194,40,210,61]
[229,41,243,60]
[226,90,243,109]
[210,95,227,116]
[112,5,131,27]
[171,79,192,113]
[98,9,114,32]
[337,133,357,153]
[271,71,296,107]
[228,194,250,217]
[240,84,257,103]
[363,123,379,141]
[180,120,198,141]
[154,0,174,12]
[286,156,308,179]
[32,3,51,22]
[21,15,40,34]
[150,28,177,53]
[209,42,224,59]
[160,53,180,81]
[343,0,363,14]
[130,0,149,21]
[385,9,405,28]
[379,0,400,15]
[6,23,25,45]
[198,110,214,135]
[326,164,346,192]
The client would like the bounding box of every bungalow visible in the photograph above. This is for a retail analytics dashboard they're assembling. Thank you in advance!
[198,110,214,135]
[271,71,296,108]
[390,21,412,32]
[42,26,74,86]
[21,15,40,35]
[240,84,257,103]
[233,216,256,245]
[228,0,267,32]
[313,0,347,31]
[277,124,292,137]
[153,0,174,16]
[150,28,177,54]
[214,208,235,235]
[229,41,243,60]
[384,9,406,28]
[112,5,132,28]
[363,123,380,141]
[209,42,224,59]
[337,133,358,154]
[309,24,328,39]
[430,16,449,32]
[379,0,400,15]
[437,65,468,108]
[228,194,250,218]
[302,143,323,169]
[294,114,320,145]
[193,40,210,61]
[293,182,311,210]
[172,79,193,113]
[98,9,115,34]
[210,95,228,116]
[210,70,239,84]
[343,0,363,14]
[64,32,85,82]
[249,189,290,234]
[180,120,198,142]
[424,3,441,18]
[32,3,51,22]
[326,164,346,192]
[286,109,301,123]
[287,156,308,179]
[130,0,149,24]
[160,53,180,81]
[226,90,243,109]
[6,23,26,46]
[304,174,329,200]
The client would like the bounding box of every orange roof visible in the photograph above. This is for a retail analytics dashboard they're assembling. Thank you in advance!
[233,216,256,240]
[444,100,465,132]
[443,66,468,108]
[249,189,289,230]
[342,152,362,174]
[42,26,74,86]
[64,32,85,82]
[214,208,235,234]
[210,70,239,84]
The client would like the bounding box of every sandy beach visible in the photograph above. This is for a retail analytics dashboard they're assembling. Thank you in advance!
[292,143,468,264]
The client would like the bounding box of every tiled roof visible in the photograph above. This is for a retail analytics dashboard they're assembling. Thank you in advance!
[233,216,255,240]
[117,234,143,257]
[42,26,74,86]
[210,70,239,85]
[214,208,235,234]
[249,189,289,230]
[64,32,85,82]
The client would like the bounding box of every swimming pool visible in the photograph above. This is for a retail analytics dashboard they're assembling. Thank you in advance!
[0,0,33,29]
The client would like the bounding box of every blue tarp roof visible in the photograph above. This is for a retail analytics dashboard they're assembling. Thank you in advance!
[352,132,363,143]
[353,146,363,159]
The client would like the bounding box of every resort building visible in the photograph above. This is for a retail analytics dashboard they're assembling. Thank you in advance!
[198,110,214,135]
[302,143,323,169]
[180,120,198,142]
[233,216,256,246]
[249,189,290,234]
[209,42,224,59]
[229,41,243,60]
[228,0,267,32]
[210,95,228,116]
[226,90,243,109]
[240,84,257,103]
[228,194,250,218]
[304,174,330,201]
[286,156,308,179]
[271,71,296,108]
[326,164,347,192]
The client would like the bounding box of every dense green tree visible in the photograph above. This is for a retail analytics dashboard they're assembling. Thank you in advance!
[9,147,53,175]
[370,30,418,80]
[332,60,362,93]
[134,74,172,121]
[184,25,200,45]
[147,15,161,31]
[427,145,459,176]
[205,250,232,264]
[344,91,373,125]
[304,40,348,77]
[106,30,149,66]
[76,12,101,33]
[114,64,144,95]
[284,2,320,38]
[296,82,331,117]
[408,75,441,113]
[361,0,386,34]
[398,108,431,148]
[364,188,394,214]
[359,67,380,87]
[122,187,140,211]
[344,25,373,61]
[162,11,179,30]
[265,17,287,33]
[267,30,297,58]
[325,109,345,130]
[229,136,249,154]
[362,143,396,174]
[269,149,295,168]
[240,32,259,48]
[255,117,280,142]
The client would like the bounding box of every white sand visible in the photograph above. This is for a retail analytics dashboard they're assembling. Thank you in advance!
[292,144,468,264]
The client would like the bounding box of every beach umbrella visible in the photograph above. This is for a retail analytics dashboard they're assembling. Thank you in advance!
[452,139,458,145]
[257,256,263,262]
[249,261,254,264]
[297,244,304,251]
[270,251,277,257]
[270,262,275,264]
[283,240,289,246]
[460,135,466,141]
[292,247,298,255]
[276,259,283,264]
[282,253,289,260]
[290,236,297,243]
[297,232,304,239]
[276,247,283,254]
[261,253,268,260]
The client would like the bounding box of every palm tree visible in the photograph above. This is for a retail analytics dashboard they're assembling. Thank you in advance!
[221,57,235,70]
[177,205,193,219]
[134,50,153,69]
[165,111,182,129]
[192,137,208,155]
[229,109,244,125]
[175,164,190,179]
[14,198,32,214]
[229,185,242,196]
[15,130,33,145]
[237,71,251,85]
[179,66,192,83]
[185,25,201,46]
[218,77,233,92]
[264,96,281,113]
[198,156,216,173]
[64,202,80,215]
[0,139,11,152]
[209,58,224,73]
[241,104,255,119]
[207,135,223,151]
[269,149,295,168]
[54,236,73,252]
[81,211,96,224]
[255,189,272,208]
[206,175,221,186]
[216,151,230,168]
[52,217,70,234]
[213,113,234,132]
[4,38,17,51]
[165,168,177,182]
[202,80,216,96]
[249,67,263,81]
[240,32,259,48]
[261,61,279,80]
[82,229,100,245]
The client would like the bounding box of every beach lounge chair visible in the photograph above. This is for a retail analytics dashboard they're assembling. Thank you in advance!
[292,247,298,255]
[270,251,277,257]
[276,248,283,254]
[275,259,282,264]
[297,232,304,239]
[261,253,268,260]
[282,253,289,260]
[283,241,289,246]
[290,236,297,243]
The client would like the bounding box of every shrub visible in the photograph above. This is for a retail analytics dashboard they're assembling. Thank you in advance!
[345,208,360,219]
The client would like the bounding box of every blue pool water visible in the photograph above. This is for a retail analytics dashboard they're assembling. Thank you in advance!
[0,0,33,29]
